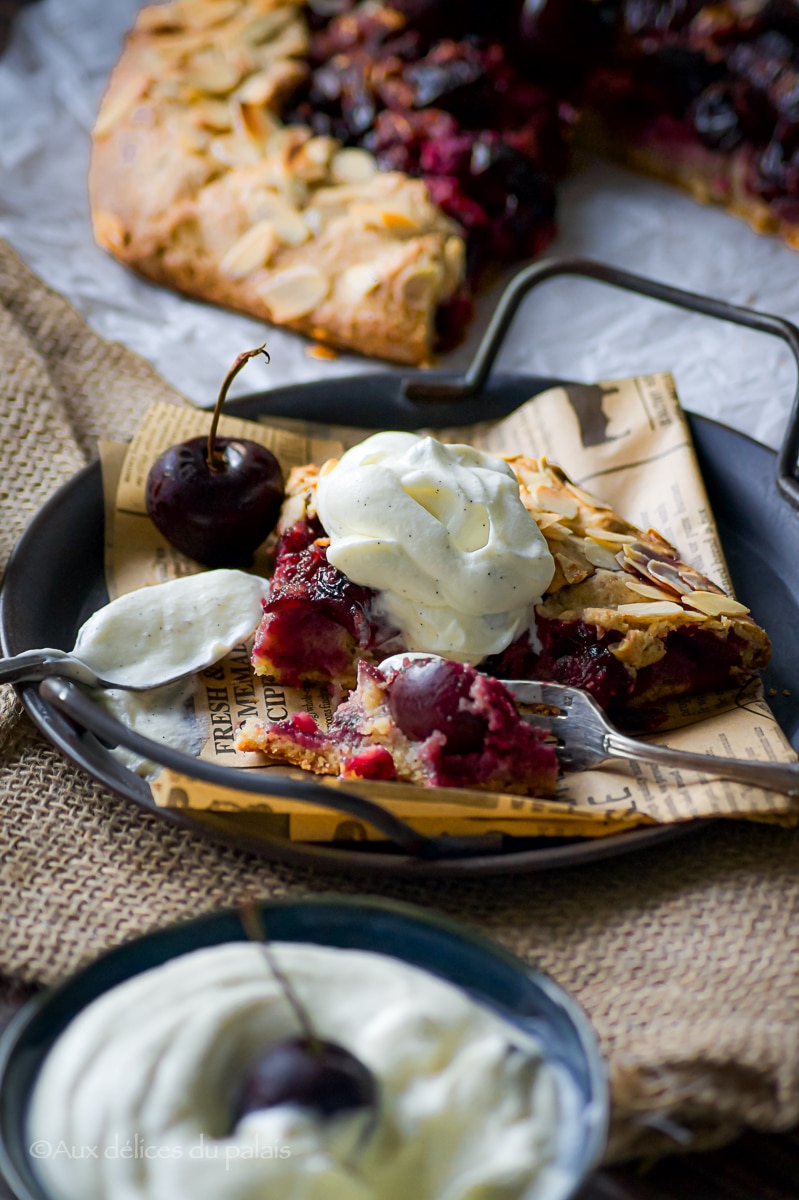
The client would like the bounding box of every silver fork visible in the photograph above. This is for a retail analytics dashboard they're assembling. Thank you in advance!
[504,680,799,798]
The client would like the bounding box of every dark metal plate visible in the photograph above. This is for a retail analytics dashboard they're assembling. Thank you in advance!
[0,370,794,876]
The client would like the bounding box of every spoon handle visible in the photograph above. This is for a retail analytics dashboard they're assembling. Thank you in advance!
[0,649,80,686]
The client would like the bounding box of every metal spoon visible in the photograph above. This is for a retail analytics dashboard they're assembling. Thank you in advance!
[0,645,222,692]
[0,569,268,692]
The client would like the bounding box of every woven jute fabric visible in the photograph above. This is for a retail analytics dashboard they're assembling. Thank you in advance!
[1,239,798,1163]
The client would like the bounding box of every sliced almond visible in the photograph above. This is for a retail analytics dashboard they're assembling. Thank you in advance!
[583,540,622,571]
[93,71,150,139]
[220,220,278,279]
[241,5,299,46]
[135,4,183,33]
[398,263,444,308]
[330,148,378,186]
[617,601,686,619]
[180,0,241,29]
[337,263,382,303]
[234,98,280,145]
[567,483,613,511]
[442,235,466,295]
[646,559,691,595]
[190,98,233,132]
[625,580,683,603]
[584,527,637,545]
[251,191,308,246]
[682,591,750,617]
[534,485,578,519]
[258,265,330,322]
[93,210,128,253]
[182,50,242,95]
[208,133,262,167]
[535,511,568,531]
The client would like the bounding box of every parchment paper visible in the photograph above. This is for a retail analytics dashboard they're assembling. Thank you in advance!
[101,379,798,842]
[1,0,798,453]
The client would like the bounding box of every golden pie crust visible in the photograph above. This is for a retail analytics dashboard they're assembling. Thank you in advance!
[89,0,465,365]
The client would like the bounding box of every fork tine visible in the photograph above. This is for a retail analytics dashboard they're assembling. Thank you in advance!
[501,679,578,710]
[515,711,566,736]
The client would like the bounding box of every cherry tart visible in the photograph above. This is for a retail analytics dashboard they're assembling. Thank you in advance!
[251,455,771,728]
[237,654,560,795]
[91,1,799,364]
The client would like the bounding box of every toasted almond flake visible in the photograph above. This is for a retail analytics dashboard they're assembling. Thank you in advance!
[683,590,750,617]
[93,210,128,252]
[617,601,686,618]
[304,136,336,167]
[534,485,578,519]
[220,220,278,279]
[241,5,298,45]
[234,99,280,144]
[135,4,183,33]
[584,527,637,545]
[567,484,612,510]
[237,67,291,107]
[514,464,550,492]
[330,147,378,185]
[533,512,566,532]
[190,98,233,132]
[398,263,444,307]
[337,263,382,303]
[252,191,308,246]
[541,521,572,540]
[258,265,330,321]
[209,133,261,166]
[441,236,466,295]
[181,0,241,29]
[555,552,592,586]
[93,71,150,138]
[583,540,622,571]
[645,560,692,594]
[182,50,241,94]
[625,580,683,603]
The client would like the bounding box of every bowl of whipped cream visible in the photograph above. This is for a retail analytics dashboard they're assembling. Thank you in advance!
[0,897,608,1200]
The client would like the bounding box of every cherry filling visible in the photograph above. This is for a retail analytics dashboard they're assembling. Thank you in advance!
[282,1,566,315]
[253,517,383,686]
[379,658,558,791]
[584,1,799,212]
[487,617,756,728]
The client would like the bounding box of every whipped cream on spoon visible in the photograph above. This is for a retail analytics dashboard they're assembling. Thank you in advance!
[0,569,267,691]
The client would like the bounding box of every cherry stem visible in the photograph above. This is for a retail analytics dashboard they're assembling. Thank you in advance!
[207,344,270,471]
[238,899,322,1053]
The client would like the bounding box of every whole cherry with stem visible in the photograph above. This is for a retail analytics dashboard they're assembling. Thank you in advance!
[145,345,285,568]
[233,901,379,1126]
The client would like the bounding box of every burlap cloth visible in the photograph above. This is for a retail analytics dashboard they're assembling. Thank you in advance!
[1,239,798,1164]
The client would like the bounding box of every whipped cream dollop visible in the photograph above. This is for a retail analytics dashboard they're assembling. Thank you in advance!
[28,943,567,1200]
[315,433,555,662]
[73,569,268,689]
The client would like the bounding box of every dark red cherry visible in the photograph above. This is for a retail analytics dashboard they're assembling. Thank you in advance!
[386,658,487,754]
[145,346,284,567]
[235,1036,378,1122]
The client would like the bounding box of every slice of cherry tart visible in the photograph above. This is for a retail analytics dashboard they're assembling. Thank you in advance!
[250,454,770,730]
[237,654,560,795]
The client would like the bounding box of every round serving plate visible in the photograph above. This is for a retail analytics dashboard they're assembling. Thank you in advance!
[1,367,796,877]
[0,896,608,1200]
